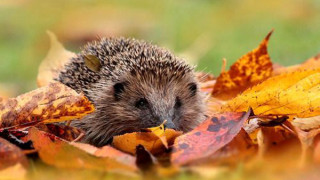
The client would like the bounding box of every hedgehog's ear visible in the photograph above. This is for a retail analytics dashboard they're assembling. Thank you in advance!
[188,82,197,97]
[113,82,126,100]
[84,54,102,72]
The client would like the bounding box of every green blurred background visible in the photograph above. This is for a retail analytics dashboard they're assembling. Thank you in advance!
[0,0,319,96]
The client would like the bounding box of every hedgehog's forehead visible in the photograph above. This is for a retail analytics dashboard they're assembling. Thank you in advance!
[125,60,194,84]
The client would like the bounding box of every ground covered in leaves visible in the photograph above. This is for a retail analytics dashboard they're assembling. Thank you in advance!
[1,31,320,180]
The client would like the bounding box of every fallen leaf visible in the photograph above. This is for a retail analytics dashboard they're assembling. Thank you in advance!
[28,127,137,172]
[273,54,320,75]
[135,144,157,172]
[206,129,257,165]
[35,123,84,142]
[37,31,75,87]
[145,120,168,148]
[70,142,137,167]
[171,110,251,166]
[0,82,94,129]
[0,163,27,180]
[215,69,320,118]
[292,116,320,131]
[112,129,182,155]
[212,30,273,100]
[0,137,28,170]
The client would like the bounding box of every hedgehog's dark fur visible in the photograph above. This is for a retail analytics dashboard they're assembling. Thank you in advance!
[57,37,206,146]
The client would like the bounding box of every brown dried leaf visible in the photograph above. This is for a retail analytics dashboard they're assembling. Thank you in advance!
[37,31,75,87]
[0,82,94,129]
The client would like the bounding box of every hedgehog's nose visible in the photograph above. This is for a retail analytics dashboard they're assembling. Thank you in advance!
[164,119,176,130]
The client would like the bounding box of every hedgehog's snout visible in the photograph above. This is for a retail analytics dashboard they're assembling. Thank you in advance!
[164,119,176,130]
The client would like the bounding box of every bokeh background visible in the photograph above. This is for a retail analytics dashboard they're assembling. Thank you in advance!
[0,0,319,96]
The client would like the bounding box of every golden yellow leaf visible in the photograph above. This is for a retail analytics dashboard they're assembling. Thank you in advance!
[273,54,320,75]
[112,129,182,155]
[212,30,273,100]
[0,82,94,129]
[37,31,75,87]
[146,120,168,148]
[213,69,320,118]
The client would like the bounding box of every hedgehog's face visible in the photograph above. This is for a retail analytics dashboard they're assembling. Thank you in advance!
[109,72,205,133]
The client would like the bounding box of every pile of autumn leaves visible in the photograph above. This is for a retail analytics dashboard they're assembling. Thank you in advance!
[1,30,320,179]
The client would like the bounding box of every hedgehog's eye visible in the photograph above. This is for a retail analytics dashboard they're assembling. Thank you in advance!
[113,82,125,100]
[135,98,149,109]
[175,97,182,109]
[188,83,198,97]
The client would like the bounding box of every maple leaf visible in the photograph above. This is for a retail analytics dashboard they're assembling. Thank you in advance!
[212,30,273,100]
[37,31,75,87]
[171,110,251,166]
[0,82,94,129]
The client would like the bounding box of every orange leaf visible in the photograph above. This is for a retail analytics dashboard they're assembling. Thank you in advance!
[0,82,94,129]
[28,127,137,172]
[171,110,251,166]
[212,30,273,100]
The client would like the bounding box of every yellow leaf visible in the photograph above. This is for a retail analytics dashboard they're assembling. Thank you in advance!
[213,69,320,118]
[147,120,168,148]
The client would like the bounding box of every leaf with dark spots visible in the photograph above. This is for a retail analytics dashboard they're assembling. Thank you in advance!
[206,129,257,165]
[212,30,273,100]
[171,109,251,166]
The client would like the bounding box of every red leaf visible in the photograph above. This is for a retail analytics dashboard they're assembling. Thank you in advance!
[171,110,251,166]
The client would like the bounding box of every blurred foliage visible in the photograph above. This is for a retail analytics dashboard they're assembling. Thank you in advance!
[0,0,320,95]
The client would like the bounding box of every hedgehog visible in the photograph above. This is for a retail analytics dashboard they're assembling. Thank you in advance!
[57,37,206,147]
